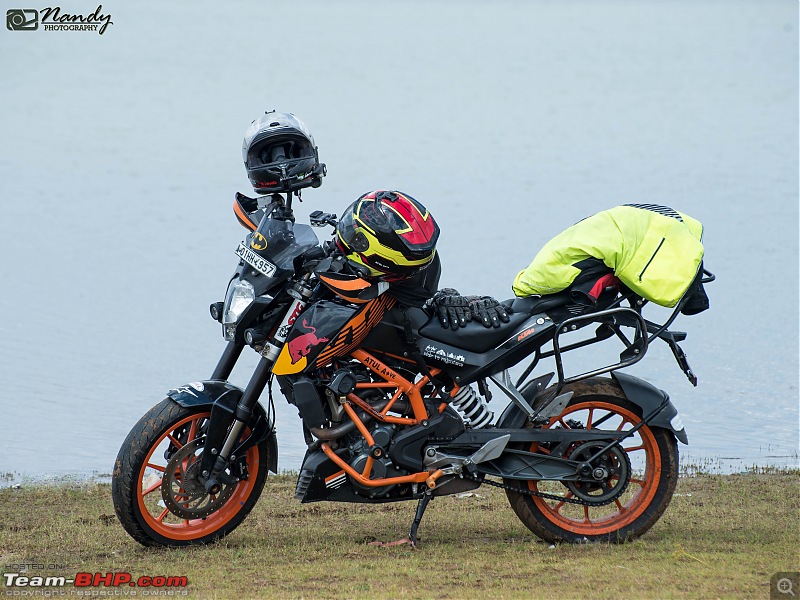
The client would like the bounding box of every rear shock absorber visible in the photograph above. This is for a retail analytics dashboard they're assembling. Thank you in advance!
[450,385,493,428]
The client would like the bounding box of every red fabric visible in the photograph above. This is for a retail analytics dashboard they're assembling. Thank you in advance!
[589,273,620,300]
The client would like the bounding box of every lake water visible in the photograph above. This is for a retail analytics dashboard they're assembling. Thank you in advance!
[0,0,797,483]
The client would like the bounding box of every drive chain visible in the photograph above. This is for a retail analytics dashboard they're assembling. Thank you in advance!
[461,473,624,507]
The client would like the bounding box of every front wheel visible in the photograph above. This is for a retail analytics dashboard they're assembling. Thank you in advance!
[505,377,679,543]
[112,398,271,546]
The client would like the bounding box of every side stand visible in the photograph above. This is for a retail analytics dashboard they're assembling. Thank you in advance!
[409,491,433,547]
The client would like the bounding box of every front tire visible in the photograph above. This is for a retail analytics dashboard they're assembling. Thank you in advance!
[112,399,271,546]
[505,377,679,543]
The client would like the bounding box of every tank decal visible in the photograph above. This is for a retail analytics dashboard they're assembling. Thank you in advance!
[319,272,383,304]
[273,302,355,375]
[314,294,397,368]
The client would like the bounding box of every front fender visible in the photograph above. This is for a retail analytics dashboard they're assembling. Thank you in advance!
[611,371,689,444]
[166,380,279,472]
[167,380,243,411]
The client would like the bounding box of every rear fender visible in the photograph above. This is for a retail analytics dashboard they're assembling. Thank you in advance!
[611,372,689,444]
[167,381,279,472]
[495,372,688,445]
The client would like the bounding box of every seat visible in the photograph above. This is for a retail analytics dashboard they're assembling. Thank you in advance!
[418,293,572,354]
[509,292,572,315]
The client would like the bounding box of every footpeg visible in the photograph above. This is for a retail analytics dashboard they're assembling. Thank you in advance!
[423,435,511,480]
[464,434,510,469]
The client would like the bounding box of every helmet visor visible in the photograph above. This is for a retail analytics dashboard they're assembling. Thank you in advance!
[337,211,370,252]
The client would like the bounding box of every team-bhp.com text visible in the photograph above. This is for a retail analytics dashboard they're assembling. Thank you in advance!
[4,572,187,590]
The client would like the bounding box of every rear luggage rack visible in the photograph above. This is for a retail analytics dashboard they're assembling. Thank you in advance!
[514,304,648,392]
[550,307,648,390]
[515,266,716,392]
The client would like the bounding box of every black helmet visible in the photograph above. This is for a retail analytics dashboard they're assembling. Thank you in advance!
[242,111,326,194]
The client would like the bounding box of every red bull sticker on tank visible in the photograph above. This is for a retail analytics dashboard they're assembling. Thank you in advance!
[288,320,329,364]
[272,302,356,375]
[273,319,329,374]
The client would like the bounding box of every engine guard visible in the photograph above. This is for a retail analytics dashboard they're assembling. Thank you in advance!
[167,380,279,473]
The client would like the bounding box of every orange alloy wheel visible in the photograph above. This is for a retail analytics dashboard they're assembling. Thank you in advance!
[525,400,662,536]
[135,412,261,542]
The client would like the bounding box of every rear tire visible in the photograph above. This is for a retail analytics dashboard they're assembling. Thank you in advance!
[505,377,679,543]
[112,398,271,546]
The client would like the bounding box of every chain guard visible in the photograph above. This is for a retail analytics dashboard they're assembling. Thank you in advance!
[464,441,632,507]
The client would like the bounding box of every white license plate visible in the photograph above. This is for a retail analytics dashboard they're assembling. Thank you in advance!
[236,242,277,277]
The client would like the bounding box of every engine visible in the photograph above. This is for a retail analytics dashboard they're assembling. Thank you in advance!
[343,422,408,499]
[292,357,467,502]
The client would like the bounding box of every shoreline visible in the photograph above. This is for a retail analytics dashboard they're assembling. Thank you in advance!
[2,461,797,490]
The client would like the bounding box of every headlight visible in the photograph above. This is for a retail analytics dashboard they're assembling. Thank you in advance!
[222,279,255,340]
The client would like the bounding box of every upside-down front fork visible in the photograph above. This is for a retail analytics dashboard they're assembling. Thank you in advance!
[210,341,245,381]
[199,288,310,494]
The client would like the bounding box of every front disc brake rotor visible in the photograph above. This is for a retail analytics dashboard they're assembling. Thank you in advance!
[566,441,631,505]
[161,439,237,519]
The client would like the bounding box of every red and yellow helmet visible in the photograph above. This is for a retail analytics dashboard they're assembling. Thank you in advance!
[336,190,440,281]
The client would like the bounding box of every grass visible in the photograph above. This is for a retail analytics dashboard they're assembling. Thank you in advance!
[1,469,798,599]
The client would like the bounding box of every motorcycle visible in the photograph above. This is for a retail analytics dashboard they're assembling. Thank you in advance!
[112,189,714,547]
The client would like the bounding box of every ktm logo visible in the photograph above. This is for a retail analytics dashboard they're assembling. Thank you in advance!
[517,327,536,342]
[250,232,268,250]
[286,302,303,326]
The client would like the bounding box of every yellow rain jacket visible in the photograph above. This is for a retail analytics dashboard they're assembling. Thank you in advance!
[512,204,704,308]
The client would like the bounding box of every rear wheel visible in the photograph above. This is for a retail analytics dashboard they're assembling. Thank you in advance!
[112,399,271,546]
[505,378,679,543]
